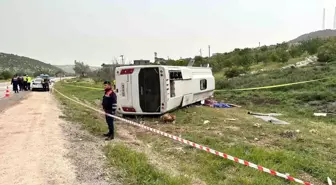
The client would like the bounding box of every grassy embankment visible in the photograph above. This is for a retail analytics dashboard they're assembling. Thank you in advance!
[54,61,335,185]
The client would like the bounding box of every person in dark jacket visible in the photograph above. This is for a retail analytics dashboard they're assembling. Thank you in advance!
[102,80,117,140]
[11,75,19,93]
[17,76,23,91]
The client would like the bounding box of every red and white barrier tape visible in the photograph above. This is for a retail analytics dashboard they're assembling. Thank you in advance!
[54,88,314,185]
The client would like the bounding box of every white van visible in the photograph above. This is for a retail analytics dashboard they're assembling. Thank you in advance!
[115,65,215,115]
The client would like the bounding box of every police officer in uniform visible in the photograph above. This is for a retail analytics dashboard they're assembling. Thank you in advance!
[11,75,19,93]
[23,74,28,91]
[102,81,117,140]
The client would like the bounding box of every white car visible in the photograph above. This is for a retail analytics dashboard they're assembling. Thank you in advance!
[31,78,45,91]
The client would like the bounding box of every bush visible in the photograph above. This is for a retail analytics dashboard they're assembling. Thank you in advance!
[215,78,232,89]
[224,67,246,78]
[317,40,336,63]
[0,71,13,79]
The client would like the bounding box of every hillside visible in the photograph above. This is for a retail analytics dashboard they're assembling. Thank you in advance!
[56,65,101,74]
[289,29,336,43]
[0,52,62,75]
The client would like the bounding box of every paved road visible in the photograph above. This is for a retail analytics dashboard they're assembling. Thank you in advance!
[0,81,12,98]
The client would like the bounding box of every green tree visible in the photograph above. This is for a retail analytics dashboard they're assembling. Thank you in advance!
[317,41,336,62]
[300,38,324,55]
[73,60,91,77]
[276,49,291,63]
[288,45,304,58]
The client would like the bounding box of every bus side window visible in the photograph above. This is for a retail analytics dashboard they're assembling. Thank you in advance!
[200,79,207,90]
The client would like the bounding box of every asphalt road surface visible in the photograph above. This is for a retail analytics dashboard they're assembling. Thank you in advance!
[0,81,12,98]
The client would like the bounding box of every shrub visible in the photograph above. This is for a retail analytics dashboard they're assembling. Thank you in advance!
[224,67,246,78]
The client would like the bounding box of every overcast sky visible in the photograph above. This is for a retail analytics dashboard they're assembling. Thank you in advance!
[0,0,335,66]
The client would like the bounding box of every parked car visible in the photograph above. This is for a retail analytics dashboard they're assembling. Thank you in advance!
[31,75,50,91]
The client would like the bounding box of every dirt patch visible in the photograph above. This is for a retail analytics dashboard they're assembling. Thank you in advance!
[61,120,121,185]
[0,92,78,185]
[0,92,116,185]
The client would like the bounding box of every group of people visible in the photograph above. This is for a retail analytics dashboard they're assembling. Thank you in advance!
[11,74,32,93]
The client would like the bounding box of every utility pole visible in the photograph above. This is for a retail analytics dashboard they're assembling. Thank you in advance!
[334,7,336,29]
[208,45,211,58]
[120,55,124,65]
[154,52,157,63]
[322,8,326,30]
[110,58,114,80]
[199,49,202,57]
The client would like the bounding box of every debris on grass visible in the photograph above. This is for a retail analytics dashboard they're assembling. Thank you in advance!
[161,113,176,123]
[327,177,333,185]
[203,120,210,124]
[253,123,262,128]
[309,129,318,134]
[313,113,327,117]
[227,118,237,121]
[213,102,232,108]
[248,112,289,125]
[227,103,242,108]
[280,130,296,138]
[203,98,240,108]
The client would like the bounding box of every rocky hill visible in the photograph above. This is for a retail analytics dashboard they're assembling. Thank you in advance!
[289,29,336,43]
[0,52,62,75]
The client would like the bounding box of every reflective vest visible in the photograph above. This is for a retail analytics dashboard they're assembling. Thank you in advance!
[27,76,32,83]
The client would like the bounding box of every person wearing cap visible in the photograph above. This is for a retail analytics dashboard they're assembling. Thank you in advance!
[102,80,117,140]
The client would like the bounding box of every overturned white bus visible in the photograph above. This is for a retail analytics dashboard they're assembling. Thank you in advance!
[115,65,215,115]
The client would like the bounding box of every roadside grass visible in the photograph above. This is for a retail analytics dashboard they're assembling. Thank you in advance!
[104,143,191,185]
[54,83,191,185]
[54,61,336,185]
[134,106,335,185]
[54,81,335,185]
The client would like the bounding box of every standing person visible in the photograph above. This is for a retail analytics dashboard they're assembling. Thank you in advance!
[23,75,28,91]
[11,75,19,93]
[26,75,32,90]
[102,81,117,140]
[17,75,23,91]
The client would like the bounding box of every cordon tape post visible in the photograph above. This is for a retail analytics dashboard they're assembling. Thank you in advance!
[53,88,323,185]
